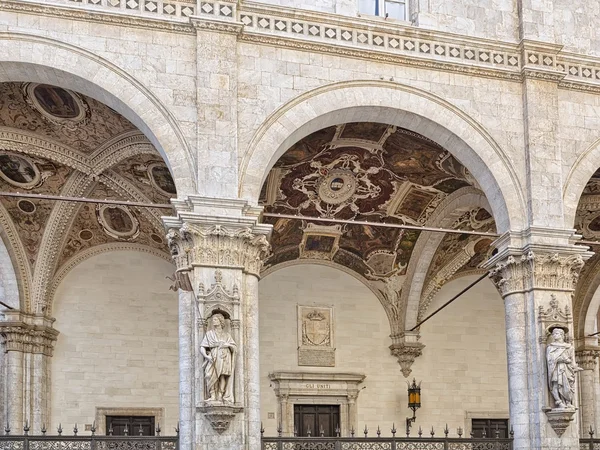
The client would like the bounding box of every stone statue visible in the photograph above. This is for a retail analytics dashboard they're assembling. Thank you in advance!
[201,313,236,404]
[546,327,582,409]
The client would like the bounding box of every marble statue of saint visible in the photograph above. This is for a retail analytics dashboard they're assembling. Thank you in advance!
[201,313,236,404]
[546,327,582,409]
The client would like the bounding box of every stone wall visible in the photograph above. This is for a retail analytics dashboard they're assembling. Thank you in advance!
[50,251,178,434]
[258,265,508,434]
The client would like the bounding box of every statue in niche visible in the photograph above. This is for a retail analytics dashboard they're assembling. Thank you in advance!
[201,313,236,404]
[546,327,582,409]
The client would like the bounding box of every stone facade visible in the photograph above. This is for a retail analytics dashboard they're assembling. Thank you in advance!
[1,0,600,449]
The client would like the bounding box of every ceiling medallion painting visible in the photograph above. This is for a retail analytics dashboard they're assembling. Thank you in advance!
[96,205,140,240]
[22,83,90,130]
[0,151,53,190]
[261,122,477,281]
[0,81,177,313]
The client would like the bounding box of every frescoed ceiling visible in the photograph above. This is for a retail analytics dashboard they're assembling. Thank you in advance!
[0,82,175,312]
[260,122,502,321]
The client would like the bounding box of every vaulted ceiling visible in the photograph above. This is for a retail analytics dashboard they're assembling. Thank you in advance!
[0,82,175,313]
[260,122,497,323]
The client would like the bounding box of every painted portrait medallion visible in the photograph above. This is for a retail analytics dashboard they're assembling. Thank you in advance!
[0,153,41,189]
[148,163,177,196]
[96,205,140,240]
[33,85,80,119]
[23,83,89,127]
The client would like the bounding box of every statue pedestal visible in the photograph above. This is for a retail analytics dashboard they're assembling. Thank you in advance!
[543,407,576,437]
[198,405,243,434]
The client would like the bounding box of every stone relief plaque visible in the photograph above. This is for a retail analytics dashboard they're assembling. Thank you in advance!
[297,305,335,367]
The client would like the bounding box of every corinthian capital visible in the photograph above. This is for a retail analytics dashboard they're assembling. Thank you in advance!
[0,311,59,355]
[163,197,272,277]
[576,348,600,370]
[488,251,588,296]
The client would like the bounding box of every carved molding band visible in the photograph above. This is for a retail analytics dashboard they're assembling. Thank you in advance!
[167,224,271,276]
[488,251,586,296]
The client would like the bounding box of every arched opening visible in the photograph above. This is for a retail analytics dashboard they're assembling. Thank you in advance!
[256,117,508,435]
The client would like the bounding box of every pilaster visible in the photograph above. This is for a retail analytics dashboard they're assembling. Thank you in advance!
[163,196,271,450]
[190,3,243,198]
[485,231,592,450]
[0,310,58,434]
[575,347,600,435]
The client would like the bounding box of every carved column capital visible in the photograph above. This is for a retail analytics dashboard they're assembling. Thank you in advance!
[389,332,425,378]
[0,312,59,356]
[163,197,272,276]
[576,347,600,370]
[487,250,588,296]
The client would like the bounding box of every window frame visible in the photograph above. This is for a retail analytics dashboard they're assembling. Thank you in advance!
[358,0,408,21]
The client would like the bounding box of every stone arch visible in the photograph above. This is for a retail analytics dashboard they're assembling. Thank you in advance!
[239,80,524,233]
[261,259,395,334]
[0,202,32,312]
[48,243,172,310]
[401,187,493,331]
[563,137,600,230]
[573,258,600,343]
[0,32,196,195]
[0,222,24,311]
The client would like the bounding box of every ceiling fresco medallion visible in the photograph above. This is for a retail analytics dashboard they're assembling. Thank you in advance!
[22,83,90,129]
[147,162,177,196]
[96,205,140,240]
[317,169,357,205]
[0,152,47,190]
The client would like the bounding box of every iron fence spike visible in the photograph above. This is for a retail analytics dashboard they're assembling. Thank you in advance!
[377,425,381,437]
[350,426,355,437]
[260,422,264,436]
[364,424,368,437]
[510,425,514,438]
[58,423,63,436]
[175,422,180,435]
[457,427,463,438]
[139,423,144,436]
[74,423,78,436]
[156,422,160,436]
[4,423,9,436]
[391,423,396,437]
[444,424,449,437]
[430,426,435,437]
[278,423,283,437]
[590,425,595,438]
[41,424,47,436]
[418,426,422,438]
[91,421,96,436]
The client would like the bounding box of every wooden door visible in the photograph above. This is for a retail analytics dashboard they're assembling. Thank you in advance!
[106,416,155,436]
[293,405,340,437]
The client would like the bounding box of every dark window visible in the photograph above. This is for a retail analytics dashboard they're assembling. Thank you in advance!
[471,419,509,438]
[293,405,340,437]
[106,416,155,436]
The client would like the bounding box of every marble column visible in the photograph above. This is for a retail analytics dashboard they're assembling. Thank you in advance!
[575,348,600,435]
[0,310,58,434]
[486,237,592,450]
[164,196,271,450]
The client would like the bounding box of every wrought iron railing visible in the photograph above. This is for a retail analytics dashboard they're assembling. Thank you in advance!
[261,437,514,450]
[0,435,178,450]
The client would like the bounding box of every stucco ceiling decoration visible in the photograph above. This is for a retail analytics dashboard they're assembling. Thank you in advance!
[261,122,487,282]
[0,82,176,310]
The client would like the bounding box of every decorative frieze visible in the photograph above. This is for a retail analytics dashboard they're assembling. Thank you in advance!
[488,251,586,296]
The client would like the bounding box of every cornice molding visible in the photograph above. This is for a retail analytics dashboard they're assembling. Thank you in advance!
[6,0,600,91]
[0,0,195,34]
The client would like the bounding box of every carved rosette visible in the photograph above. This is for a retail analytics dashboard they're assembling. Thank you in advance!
[389,342,425,378]
[167,224,271,276]
[576,349,600,370]
[488,251,586,296]
[0,322,59,355]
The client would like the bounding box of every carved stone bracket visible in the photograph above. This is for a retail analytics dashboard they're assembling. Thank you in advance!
[197,405,243,434]
[543,408,576,437]
[488,251,587,296]
[389,332,425,378]
[0,311,59,355]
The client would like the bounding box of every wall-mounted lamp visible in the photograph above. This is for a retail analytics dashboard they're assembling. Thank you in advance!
[406,378,421,435]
